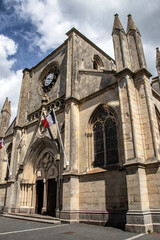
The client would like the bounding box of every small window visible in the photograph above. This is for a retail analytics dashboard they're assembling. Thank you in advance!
[93,55,104,70]
[93,122,104,167]
[93,60,99,70]
[155,107,160,135]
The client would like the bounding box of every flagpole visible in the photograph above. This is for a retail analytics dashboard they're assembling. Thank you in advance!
[52,109,69,168]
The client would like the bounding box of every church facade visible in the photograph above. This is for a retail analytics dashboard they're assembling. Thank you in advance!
[0,14,160,233]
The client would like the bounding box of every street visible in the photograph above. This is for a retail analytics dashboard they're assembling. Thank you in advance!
[0,216,159,240]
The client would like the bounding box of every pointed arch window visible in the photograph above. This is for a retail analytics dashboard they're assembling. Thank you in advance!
[93,108,119,167]
[155,106,160,135]
[5,143,12,181]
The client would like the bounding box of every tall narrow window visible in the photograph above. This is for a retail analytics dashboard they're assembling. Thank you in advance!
[92,107,119,167]
[105,119,119,164]
[93,122,104,167]
[155,107,160,135]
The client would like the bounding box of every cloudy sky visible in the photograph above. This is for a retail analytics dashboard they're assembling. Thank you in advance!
[0,0,160,123]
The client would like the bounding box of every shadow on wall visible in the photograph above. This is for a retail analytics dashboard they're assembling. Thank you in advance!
[104,172,128,230]
[79,172,128,230]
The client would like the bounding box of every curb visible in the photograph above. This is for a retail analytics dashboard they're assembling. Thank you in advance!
[1,213,61,224]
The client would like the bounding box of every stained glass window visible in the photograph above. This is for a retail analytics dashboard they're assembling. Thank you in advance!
[93,122,104,167]
[155,107,160,135]
[93,108,119,167]
[105,119,119,164]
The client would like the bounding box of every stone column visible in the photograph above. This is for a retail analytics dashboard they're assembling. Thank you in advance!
[64,101,79,171]
[61,174,79,222]
[32,183,36,213]
[70,102,79,171]
[117,69,153,233]
[42,178,47,214]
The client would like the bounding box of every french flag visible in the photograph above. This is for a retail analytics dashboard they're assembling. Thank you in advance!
[42,110,56,128]
[0,138,4,150]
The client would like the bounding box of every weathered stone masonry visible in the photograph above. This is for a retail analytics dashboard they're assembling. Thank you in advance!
[0,14,160,233]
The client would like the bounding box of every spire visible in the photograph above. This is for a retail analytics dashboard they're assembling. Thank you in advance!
[127,14,146,71]
[1,97,11,115]
[112,14,125,35]
[112,14,131,72]
[0,98,11,137]
[156,47,160,76]
[127,14,140,35]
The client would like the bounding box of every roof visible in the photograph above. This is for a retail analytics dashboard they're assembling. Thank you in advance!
[5,117,16,137]
[23,27,115,73]
[66,27,114,62]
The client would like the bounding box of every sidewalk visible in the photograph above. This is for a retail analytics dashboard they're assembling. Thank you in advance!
[1,212,61,224]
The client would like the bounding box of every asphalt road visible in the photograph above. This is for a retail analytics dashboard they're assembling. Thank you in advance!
[0,216,159,240]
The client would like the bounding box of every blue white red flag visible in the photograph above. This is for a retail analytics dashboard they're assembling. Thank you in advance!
[0,138,4,150]
[42,110,56,128]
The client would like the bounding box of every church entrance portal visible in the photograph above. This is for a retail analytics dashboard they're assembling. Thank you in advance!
[36,152,59,216]
[36,180,44,214]
[36,179,57,216]
[47,179,57,216]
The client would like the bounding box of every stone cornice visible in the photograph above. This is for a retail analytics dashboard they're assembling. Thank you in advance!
[115,67,152,79]
[122,158,160,169]
[79,82,117,104]
[152,88,160,101]
[114,68,133,78]
[134,68,152,78]
[65,97,80,105]
[79,69,116,75]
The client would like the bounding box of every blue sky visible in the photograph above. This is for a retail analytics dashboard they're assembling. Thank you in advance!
[0,0,160,122]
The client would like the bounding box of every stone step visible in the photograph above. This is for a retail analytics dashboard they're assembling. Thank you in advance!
[1,213,61,224]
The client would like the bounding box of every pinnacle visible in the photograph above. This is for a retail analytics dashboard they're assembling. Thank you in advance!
[156,47,160,68]
[1,97,11,115]
[112,14,125,35]
[127,14,140,35]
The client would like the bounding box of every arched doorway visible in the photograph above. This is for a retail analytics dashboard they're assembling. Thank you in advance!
[36,152,59,216]
[18,137,60,216]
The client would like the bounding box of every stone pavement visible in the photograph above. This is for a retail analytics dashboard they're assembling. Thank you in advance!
[0,215,160,240]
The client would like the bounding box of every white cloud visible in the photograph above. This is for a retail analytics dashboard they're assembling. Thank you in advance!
[1,0,159,125]
[0,70,22,120]
[0,34,22,123]
[0,35,17,57]
[6,0,159,74]
[0,35,18,78]
[9,0,74,52]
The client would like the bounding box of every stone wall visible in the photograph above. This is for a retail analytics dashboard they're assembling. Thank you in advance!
[70,31,115,99]
[28,45,67,115]
[79,86,121,173]
[79,171,128,211]
[0,184,6,208]
[79,71,116,99]
[146,167,160,209]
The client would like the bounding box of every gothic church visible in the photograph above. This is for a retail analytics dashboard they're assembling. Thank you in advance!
[0,14,160,233]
